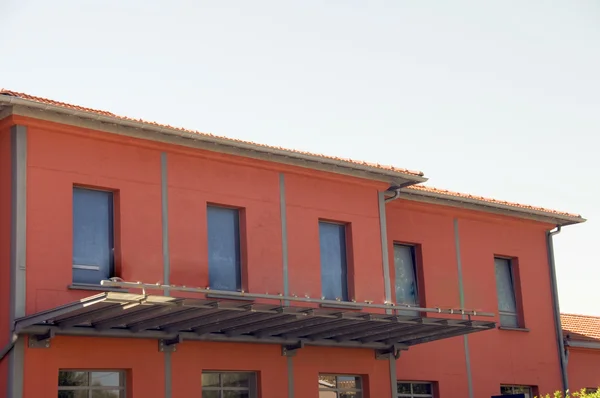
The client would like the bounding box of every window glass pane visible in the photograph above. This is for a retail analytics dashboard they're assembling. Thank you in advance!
[59,371,89,386]
[202,373,220,387]
[202,391,220,398]
[92,390,121,398]
[58,391,88,398]
[337,376,360,389]
[394,245,418,305]
[91,371,121,387]
[319,222,348,301]
[500,314,519,328]
[412,383,432,394]
[397,383,412,394]
[221,372,250,388]
[340,393,362,398]
[223,392,250,398]
[319,375,337,389]
[73,188,114,284]
[207,206,241,291]
[494,258,517,313]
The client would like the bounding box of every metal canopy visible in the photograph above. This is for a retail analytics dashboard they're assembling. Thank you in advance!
[14,292,496,351]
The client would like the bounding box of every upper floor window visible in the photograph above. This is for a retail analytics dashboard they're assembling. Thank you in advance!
[72,187,115,285]
[58,370,125,397]
[494,257,520,328]
[207,205,242,291]
[394,244,420,309]
[202,371,257,398]
[500,385,533,397]
[319,375,362,398]
[397,381,434,397]
[319,221,349,301]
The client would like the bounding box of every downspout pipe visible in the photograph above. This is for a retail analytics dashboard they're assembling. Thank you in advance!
[547,225,568,394]
[385,183,413,203]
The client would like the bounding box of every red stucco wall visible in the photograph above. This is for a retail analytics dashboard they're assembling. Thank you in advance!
[14,115,565,397]
[568,348,600,392]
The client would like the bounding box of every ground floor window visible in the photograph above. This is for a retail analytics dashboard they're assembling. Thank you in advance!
[319,375,363,397]
[202,371,257,398]
[58,370,125,397]
[500,385,534,397]
[397,381,434,397]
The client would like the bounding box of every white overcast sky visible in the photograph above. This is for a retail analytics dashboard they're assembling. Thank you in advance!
[1,1,598,315]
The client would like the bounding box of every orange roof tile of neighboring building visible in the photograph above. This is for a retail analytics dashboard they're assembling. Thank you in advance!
[0,88,424,177]
[562,313,600,342]
[405,185,582,219]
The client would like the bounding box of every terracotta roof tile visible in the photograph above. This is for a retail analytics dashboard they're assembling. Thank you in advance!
[405,185,582,219]
[561,313,600,342]
[0,89,424,177]
[0,88,584,222]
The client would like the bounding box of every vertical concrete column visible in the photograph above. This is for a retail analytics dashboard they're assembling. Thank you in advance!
[279,173,295,398]
[378,191,396,398]
[453,219,474,398]
[8,125,27,398]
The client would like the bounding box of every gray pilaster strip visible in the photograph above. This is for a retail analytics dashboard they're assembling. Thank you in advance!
[378,192,392,313]
[453,218,473,398]
[280,173,294,398]
[8,125,27,398]
[389,357,398,398]
[287,356,294,398]
[160,152,172,398]
[279,173,289,301]
[161,152,170,295]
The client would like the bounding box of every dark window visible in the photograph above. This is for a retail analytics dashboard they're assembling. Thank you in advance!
[319,375,362,398]
[500,385,533,398]
[58,370,125,397]
[72,187,115,285]
[207,206,242,291]
[202,371,257,398]
[394,244,419,311]
[397,382,434,397]
[494,258,519,327]
[319,222,348,301]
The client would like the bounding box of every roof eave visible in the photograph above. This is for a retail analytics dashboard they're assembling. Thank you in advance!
[395,189,586,227]
[0,97,427,187]
[565,339,600,350]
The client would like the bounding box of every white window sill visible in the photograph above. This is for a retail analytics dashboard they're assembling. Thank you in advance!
[498,326,530,332]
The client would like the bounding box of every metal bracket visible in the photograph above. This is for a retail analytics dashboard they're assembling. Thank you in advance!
[158,335,183,352]
[28,329,55,349]
[282,341,304,357]
[375,344,402,360]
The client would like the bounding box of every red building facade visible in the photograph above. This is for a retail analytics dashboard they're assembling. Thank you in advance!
[562,313,600,393]
[0,89,592,398]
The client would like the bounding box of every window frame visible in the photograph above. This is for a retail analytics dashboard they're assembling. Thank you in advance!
[494,256,522,328]
[392,243,423,309]
[318,220,351,301]
[397,381,435,397]
[201,371,258,398]
[72,186,117,285]
[58,369,126,398]
[206,204,244,292]
[318,374,363,397]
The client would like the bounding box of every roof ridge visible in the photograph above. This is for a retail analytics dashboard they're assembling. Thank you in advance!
[0,88,425,177]
[562,313,600,320]
[405,184,582,219]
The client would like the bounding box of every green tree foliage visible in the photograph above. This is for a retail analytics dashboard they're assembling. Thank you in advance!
[537,389,600,398]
